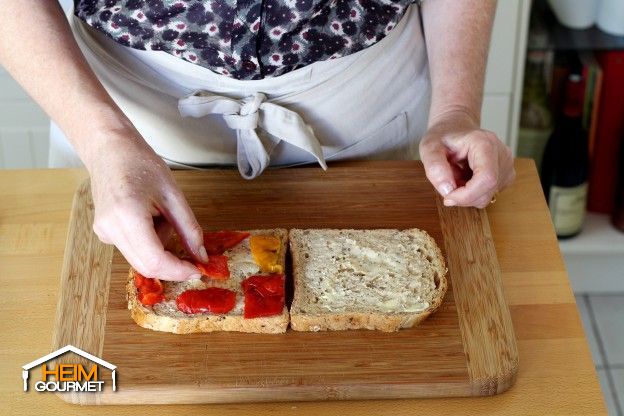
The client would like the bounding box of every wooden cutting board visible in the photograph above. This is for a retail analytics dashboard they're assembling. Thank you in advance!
[52,161,517,405]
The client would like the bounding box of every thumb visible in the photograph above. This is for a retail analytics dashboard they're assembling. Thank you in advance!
[160,192,209,263]
[420,140,457,198]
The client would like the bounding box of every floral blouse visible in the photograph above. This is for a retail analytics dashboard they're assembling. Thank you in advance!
[74,0,417,80]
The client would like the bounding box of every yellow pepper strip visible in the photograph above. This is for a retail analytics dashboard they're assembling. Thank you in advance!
[249,235,283,274]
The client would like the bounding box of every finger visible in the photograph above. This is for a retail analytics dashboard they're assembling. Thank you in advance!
[499,147,516,190]
[153,217,174,247]
[160,190,209,263]
[96,214,164,277]
[444,138,499,207]
[419,139,457,197]
[474,194,495,209]
[504,166,516,188]
[116,209,201,281]
[93,222,114,245]
[451,159,472,188]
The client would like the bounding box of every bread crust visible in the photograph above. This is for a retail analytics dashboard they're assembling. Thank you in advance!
[288,228,448,332]
[126,229,289,334]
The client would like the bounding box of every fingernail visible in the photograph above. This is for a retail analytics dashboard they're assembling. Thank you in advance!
[440,182,455,197]
[199,246,209,263]
[188,273,202,280]
[444,199,457,207]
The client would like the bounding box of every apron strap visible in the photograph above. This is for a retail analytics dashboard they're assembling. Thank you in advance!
[178,91,327,179]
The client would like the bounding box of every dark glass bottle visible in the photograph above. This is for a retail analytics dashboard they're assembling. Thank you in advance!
[541,73,589,238]
[518,51,553,172]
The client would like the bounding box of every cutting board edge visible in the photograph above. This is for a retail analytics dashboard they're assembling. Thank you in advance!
[51,177,113,405]
[55,381,476,405]
[436,196,519,396]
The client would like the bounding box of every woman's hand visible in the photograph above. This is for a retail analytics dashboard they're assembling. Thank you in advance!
[419,110,515,209]
[87,127,208,281]
[0,0,206,280]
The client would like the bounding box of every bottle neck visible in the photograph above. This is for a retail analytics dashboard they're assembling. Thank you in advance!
[562,74,584,118]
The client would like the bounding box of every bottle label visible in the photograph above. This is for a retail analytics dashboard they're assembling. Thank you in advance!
[549,183,588,236]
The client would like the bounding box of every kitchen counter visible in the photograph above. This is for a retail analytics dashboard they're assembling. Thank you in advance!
[0,159,607,415]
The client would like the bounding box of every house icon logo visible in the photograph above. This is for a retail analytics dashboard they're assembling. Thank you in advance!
[22,345,117,392]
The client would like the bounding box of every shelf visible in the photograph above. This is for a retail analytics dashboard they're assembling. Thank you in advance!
[559,213,624,255]
[528,0,624,51]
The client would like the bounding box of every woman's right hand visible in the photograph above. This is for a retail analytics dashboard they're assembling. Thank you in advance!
[87,126,208,281]
[0,0,205,281]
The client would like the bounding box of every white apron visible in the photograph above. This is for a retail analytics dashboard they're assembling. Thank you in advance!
[50,4,430,179]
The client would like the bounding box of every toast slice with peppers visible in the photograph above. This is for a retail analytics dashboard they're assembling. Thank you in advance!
[288,229,447,332]
[127,229,289,334]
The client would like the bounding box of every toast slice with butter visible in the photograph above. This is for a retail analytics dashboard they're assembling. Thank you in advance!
[288,229,447,332]
[127,229,289,334]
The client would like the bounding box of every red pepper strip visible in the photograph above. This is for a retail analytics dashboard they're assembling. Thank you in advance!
[134,272,165,306]
[176,288,237,314]
[138,291,165,306]
[241,274,285,319]
[134,272,164,294]
[195,255,230,280]
[203,231,250,255]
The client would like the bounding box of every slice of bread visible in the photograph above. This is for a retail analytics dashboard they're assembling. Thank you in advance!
[289,229,448,332]
[126,229,289,334]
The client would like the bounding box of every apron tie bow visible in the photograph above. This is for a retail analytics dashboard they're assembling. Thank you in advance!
[178,91,327,179]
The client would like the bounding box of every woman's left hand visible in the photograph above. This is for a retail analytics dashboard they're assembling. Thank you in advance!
[419,110,516,209]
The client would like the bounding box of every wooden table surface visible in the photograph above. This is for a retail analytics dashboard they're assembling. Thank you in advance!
[0,159,607,415]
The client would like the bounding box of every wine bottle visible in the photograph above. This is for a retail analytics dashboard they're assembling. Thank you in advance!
[518,51,553,172]
[541,72,589,238]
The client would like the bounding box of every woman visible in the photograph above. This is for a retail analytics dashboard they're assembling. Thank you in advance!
[0,0,514,281]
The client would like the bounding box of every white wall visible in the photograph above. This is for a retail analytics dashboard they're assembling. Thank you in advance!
[0,0,72,169]
[0,64,50,169]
